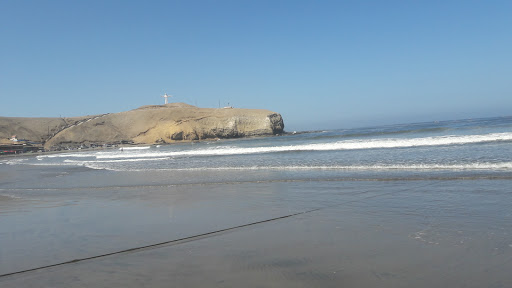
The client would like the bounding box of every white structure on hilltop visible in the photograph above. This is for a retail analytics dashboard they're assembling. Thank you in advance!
[161,93,173,104]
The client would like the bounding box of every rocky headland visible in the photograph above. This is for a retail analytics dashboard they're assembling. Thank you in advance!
[0,103,285,150]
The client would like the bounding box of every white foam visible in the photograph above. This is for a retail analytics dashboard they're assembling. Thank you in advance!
[93,132,512,159]
[25,162,79,166]
[119,146,150,150]
[5,158,28,165]
[63,157,168,164]
[37,152,96,159]
[85,162,512,172]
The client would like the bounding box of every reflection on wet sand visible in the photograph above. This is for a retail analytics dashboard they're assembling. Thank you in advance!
[1,175,512,287]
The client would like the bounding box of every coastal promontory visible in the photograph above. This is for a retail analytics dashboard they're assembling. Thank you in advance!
[0,103,285,150]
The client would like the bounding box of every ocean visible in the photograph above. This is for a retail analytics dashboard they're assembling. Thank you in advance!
[7,115,512,179]
[1,116,512,287]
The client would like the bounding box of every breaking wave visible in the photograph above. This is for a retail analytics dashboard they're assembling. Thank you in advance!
[92,132,512,159]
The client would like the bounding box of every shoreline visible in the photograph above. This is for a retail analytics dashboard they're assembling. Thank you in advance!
[0,133,289,159]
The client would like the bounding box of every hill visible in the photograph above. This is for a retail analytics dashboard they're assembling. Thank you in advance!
[0,103,285,150]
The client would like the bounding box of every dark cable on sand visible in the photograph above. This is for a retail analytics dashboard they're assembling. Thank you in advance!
[0,181,440,279]
[0,210,315,279]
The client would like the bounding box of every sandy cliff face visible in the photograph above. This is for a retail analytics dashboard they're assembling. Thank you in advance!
[0,116,94,143]
[0,103,284,149]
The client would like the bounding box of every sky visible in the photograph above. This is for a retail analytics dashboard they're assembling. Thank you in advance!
[1,0,511,131]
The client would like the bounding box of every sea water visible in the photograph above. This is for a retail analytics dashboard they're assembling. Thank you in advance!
[5,115,511,179]
[1,116,512,287]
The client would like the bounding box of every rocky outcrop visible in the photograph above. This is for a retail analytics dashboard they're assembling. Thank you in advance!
[0,103,285,149]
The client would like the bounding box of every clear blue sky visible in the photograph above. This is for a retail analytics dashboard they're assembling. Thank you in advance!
[1,0,511,130]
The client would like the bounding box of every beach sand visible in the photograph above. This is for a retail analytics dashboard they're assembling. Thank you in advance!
[1,164,511,287]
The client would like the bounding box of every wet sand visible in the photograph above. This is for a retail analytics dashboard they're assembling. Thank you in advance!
[1,165,512,287]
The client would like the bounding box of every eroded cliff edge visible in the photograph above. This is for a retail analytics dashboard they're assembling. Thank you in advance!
[0,103,285,149]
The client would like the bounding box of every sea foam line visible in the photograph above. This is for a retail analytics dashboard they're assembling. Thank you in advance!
[37,152,97,159]
[79,162,512,172]
[93,132,512,159]
[35,147,151,159]
[5,158,28,165]
[119,146,150,150]
[63,157,169,164]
